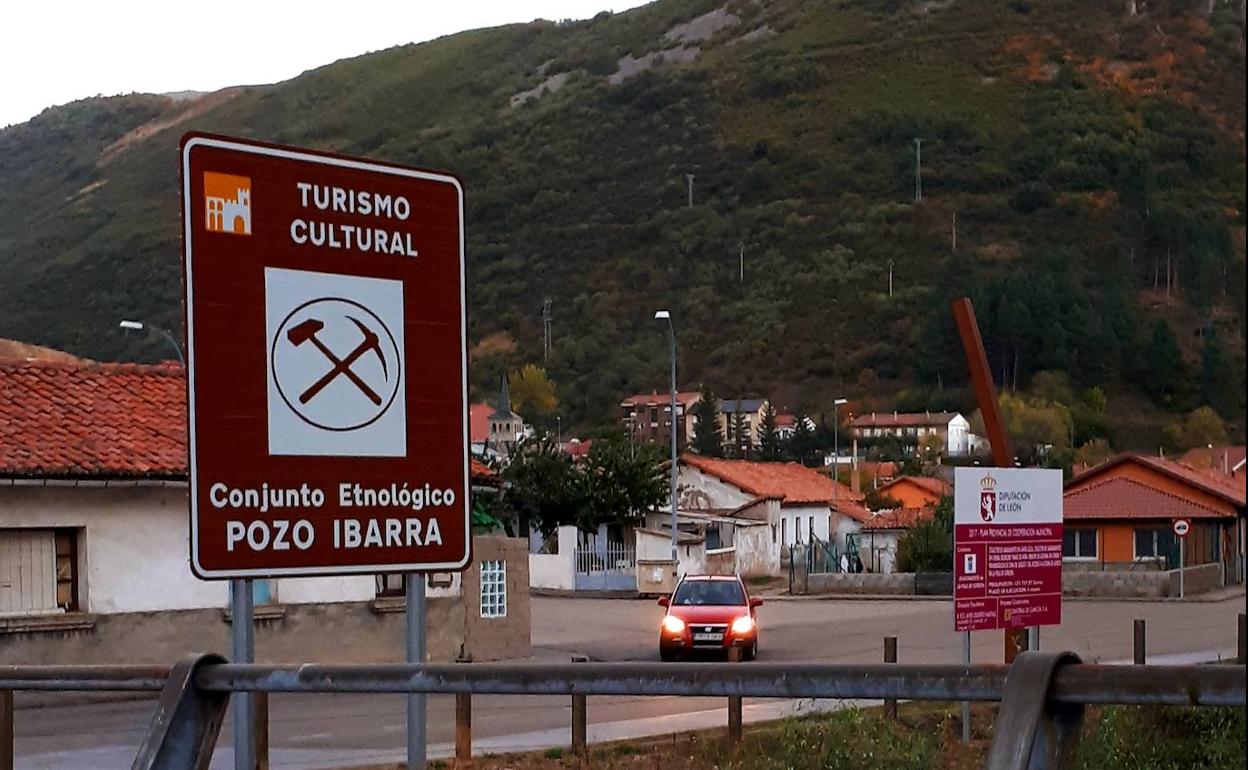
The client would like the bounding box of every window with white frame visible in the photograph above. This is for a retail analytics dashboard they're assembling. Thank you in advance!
[480,560,507,619]
[1062,528,1097,559]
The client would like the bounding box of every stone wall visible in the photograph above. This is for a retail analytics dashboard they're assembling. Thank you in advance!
[1061,568,1170,598]
[805,572,916,595]
[0,596,464,667]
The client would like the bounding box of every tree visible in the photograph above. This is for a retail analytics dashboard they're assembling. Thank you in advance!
[502,436,583,536]
[897,495,953,573]
[691,385,723,457]
[1143,320,1185,407]
[1179,406,1228,450]
[508,364,558,418]
[582,436,668,526]
[1199,335,1240,421]
[1073,438,1114,469]
[788,412,817,465]
[758,402,782,461]
[729,401,750,458]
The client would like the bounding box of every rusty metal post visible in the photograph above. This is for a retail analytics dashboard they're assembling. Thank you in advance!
[571,654,587,752]
[1134,619,1146,665]
[1,688,12,770]
[727,645,743,743]
[455,655,472,761]
[254,691,269,770]
[952,298,1029,664]
[884,637,898,720]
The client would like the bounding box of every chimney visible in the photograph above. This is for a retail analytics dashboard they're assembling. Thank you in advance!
[851,464,861,495]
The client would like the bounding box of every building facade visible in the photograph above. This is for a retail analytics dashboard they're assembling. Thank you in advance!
[620,390,701,447]
[849,411,974,456]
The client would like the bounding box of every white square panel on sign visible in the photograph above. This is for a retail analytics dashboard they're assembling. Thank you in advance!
[265,267,406,457]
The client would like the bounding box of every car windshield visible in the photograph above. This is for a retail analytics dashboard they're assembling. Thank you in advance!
[671,580,745,606]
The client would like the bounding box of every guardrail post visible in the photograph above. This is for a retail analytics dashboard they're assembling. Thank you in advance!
[132,653,230,770]
[254,691,269,770]
[1133,619,1146,665]
[571,654,588,752]
[986,652,1085,770]
[884,636,898,721]
[727,645,743,744]
[1,688,12,770]
[455,654,472,762]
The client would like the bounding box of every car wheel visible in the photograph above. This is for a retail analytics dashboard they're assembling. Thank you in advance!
[745,640,758,661]
[660,647,676,662]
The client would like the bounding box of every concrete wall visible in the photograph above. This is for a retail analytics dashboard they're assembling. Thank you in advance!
[1168,562,1222,596]
[1062,568,1171,598]
[528,526,577,590]
[735,524,778,577]
[0,484,384,614]
[806,572,915,595]
[782,504,831,547]
[677,467,755,511]
[637,560,676,595]
[829,511,862,555]
[705,547,736,575]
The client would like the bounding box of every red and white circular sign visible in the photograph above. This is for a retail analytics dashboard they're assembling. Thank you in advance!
[1172,519,1190,538]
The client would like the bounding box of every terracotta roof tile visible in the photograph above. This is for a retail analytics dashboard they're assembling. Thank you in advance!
[879,475,952,498]
[681,454,864,508]
[1064,476,1236,521]
[0,360,187,478]
[849,412,958,428]
[1178,445,1246,475]
[1071,453,1246,507]
[2,360,495,482]
[861,507,933,530]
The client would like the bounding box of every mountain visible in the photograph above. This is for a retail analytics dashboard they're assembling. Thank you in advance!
[0,0,1244,449]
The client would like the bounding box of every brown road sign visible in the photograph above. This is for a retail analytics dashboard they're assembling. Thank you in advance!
[181,133,468,578]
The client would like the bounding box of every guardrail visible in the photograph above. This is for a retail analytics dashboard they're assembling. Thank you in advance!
[1,652,1244,770]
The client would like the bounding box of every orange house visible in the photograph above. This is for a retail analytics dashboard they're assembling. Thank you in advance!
[1063,454,1245,583]
[876,475,951,510]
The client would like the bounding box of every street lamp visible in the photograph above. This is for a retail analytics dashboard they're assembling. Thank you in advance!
[655,310,678,571]
[833,398,848,500]
[119,320,184,366]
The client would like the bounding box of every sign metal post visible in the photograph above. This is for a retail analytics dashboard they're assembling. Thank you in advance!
[1173,519,1190,599]
[230,578,254,770]
[407,573,427,770]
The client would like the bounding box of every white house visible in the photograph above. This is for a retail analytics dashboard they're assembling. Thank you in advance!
[849,411,977,457]
[675,455,871,574]
[0,359,515,664]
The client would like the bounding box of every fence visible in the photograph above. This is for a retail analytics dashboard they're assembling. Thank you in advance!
[2,648,1244,770]
[574,543,636,590]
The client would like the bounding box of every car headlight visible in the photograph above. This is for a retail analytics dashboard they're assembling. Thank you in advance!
[662,615,686,634]
[731,615,755,635]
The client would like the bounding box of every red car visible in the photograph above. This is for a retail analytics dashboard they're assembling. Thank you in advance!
[657,575,762,661]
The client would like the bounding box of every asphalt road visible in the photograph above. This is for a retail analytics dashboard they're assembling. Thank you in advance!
[14,592,1243,769]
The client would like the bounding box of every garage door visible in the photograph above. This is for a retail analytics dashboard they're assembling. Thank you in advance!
[0,530,58,615]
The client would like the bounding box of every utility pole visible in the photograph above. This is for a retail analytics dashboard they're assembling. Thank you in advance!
[738,242,745,284]
[951,212,957,252]
[685,173,695,207]
[887,259,895,298]
[541,298,552,361]
[913,138,922,202]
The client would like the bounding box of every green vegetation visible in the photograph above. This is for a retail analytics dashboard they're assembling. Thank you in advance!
[501,433,667,534]
[0,0,1243,446]
[897,494,954,573]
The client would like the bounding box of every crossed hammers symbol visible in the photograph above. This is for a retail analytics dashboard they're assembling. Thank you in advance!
[286,316,386,406]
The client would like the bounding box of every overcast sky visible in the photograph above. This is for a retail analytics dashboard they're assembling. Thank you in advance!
[2,1,652,128]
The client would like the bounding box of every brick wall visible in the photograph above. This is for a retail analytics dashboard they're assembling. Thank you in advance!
[462,535,531,661]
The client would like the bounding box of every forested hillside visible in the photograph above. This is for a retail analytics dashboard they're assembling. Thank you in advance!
[0,0,1244,453]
